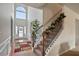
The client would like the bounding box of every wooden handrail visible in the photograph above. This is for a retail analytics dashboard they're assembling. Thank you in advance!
[42,34,45,56]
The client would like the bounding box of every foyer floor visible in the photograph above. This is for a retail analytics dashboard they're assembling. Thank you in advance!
[60,47,79,56]
[60,51,79,56]
[13,47,79,56]
[14,38,36,56]
[14,48,36,56]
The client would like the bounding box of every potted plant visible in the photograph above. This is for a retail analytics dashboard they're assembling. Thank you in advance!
[31,19,40,42]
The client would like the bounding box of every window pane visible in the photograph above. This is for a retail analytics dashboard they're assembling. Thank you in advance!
[16,7,26,12]
[16,11,26,19]
[24,26,26,36]
[16,26,18,35]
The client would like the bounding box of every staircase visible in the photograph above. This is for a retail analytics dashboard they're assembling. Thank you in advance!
[32,9,66,56]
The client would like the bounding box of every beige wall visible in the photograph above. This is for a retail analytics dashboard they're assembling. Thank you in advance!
[75,20,79,47]
[43,4,62,29]
[47,5,78,56]
[64,4,79,14]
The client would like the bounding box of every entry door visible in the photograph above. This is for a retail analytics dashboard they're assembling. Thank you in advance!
[19,26,24,37]
[16,26,26,38]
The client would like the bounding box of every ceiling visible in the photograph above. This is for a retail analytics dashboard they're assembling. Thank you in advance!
[20,3,79,14]
[24,3,63,9]
[64,3,79,14]
[25,3,46,8]
[15,3,79,14]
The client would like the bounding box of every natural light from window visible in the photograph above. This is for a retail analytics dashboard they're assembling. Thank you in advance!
[16,6,26,19]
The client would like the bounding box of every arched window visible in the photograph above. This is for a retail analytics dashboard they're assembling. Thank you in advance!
[16,6,26,19]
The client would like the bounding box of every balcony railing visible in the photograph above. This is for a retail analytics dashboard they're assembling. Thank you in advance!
[0,36,11,56]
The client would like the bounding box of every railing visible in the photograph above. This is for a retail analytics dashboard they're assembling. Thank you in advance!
[32,8,66,56]
[33,8,62,48]
[0,36,11,56]
[45,19,64,55]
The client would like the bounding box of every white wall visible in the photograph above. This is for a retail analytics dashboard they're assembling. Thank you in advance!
[0,3,12,44]
[27,6,43,40]
[47,5,78,56]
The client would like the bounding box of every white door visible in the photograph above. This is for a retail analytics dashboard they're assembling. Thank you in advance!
[19,26,23,37]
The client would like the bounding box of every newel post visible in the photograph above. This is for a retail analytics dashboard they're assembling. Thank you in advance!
[42,32,46,56]
[32,31,35,52]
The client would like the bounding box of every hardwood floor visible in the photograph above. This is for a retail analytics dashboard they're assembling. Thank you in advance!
[14,48,36,56]
[60,51,79,56]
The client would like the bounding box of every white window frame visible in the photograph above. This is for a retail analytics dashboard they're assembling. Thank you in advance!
[15,6,27,38]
